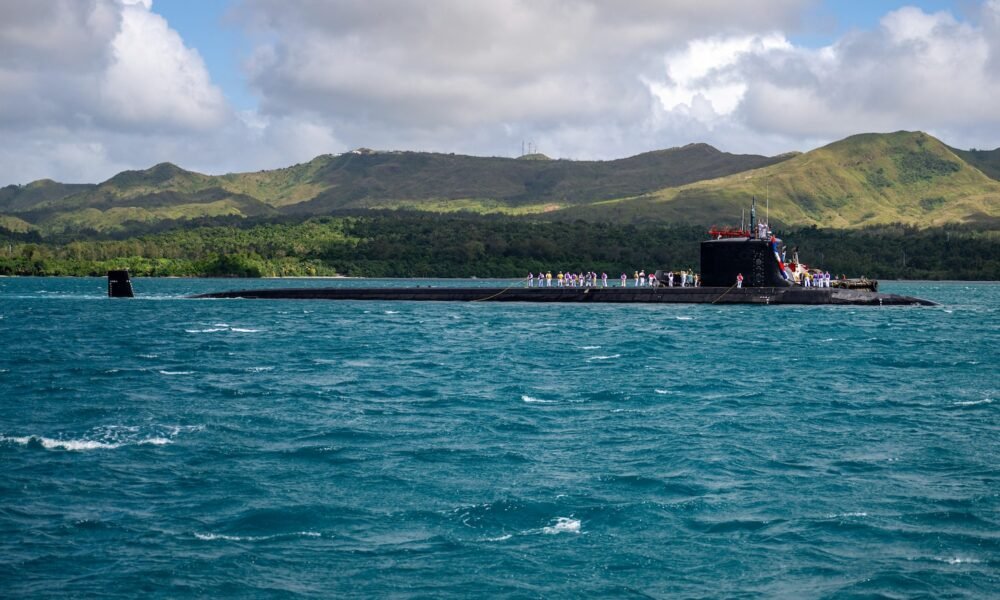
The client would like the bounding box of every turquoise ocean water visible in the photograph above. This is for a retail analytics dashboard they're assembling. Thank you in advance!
[0,277,997,598]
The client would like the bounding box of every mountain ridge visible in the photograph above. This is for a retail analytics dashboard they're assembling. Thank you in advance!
[1,132,997,235]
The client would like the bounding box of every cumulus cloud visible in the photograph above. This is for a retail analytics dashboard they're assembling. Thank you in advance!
[735,4,1000,146]
[99,0,228,131]
[3,1,1000,185]
[238,0,810,156]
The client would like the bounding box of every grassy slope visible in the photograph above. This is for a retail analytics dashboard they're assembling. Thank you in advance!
[563,132,999,227]
[2,132,997,234]
[218,155,334,206]
[282,144,788,214]
[7,164,280,233]
[0,180,96,212]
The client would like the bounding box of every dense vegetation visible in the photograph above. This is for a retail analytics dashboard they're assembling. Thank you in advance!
[1,215,996,280]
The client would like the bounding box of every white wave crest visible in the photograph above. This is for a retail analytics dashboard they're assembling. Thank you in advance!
[230,328,260,333]
[247,366,274,373]
[542,517,581,535]
[159,370,193,375]
[579,345,601,350]
[1,434,177,451]
[185,328,225,333]
[521,395,554,404]
[954,398,992,406]
[587,354,621,361]
[654,389,671,395]
[195,531,321,542]
[675,316,693,320]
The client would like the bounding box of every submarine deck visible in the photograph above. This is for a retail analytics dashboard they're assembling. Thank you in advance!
[191,286,935,306]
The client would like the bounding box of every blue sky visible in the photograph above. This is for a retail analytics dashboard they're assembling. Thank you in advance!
[1,0,998,183]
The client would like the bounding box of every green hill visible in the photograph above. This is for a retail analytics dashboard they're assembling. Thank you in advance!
[0,179,96,213]
[0,145,787,233]
[564,131,998,228]
[282,144,788,215]
[1,132,997,235]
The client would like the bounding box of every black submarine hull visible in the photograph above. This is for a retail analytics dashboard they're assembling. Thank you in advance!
[190,286,936,305]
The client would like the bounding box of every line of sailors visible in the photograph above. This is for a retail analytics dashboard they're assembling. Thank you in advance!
[796,270,834,287]
[526,270,699,288]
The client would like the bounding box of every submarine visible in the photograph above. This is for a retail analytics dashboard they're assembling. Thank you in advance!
[107,198,935,306]
[107,237,935,307]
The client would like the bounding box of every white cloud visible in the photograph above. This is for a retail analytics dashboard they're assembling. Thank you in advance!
[99,1,228,131]
[237,0,811,157]
[735,4,1000,146]
[3,1,1000,186]
[649,34,792,124]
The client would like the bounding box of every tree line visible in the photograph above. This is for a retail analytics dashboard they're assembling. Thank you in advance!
[0,215,996,280]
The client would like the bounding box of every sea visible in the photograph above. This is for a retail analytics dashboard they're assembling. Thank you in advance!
[0,277,996,598]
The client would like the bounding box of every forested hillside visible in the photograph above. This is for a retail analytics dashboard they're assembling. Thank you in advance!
[2,215,995,280]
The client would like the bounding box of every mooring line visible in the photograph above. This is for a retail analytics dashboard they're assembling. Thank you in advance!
[711,283,739,304]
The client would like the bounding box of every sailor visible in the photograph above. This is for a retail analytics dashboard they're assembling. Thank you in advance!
[668,271,674,287]
[649,272,657,287]
[546,271,552,287]
[680,270,687,288]
[639,270,646,287]
[621,273,627,287]
[602,272,608,287]
[634,271,640,287]
[736,273,744,288]
[528,272,534,288]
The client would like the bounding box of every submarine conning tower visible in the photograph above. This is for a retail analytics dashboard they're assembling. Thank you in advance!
[700,238,791,288]
[107,269,134,298]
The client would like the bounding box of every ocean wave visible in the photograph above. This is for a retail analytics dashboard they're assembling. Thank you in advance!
[1,436,119,451]
[953,398,992,406]
[587,354,621,361]
[0,424,200,452]
[937,556,983,565]
[159,370,193,375]
[185,326,261,334]
[194,531,322,542]
[521,395,555,404]
[0,435,170,451]
[542,517,581,535]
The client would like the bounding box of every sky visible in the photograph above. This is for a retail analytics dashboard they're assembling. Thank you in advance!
[1,0,999,184]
